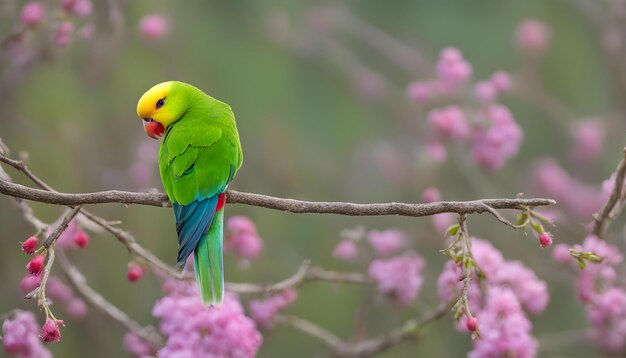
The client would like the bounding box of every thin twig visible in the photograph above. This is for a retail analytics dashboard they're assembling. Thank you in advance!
[225,261,369,294]
[591,148,626,237]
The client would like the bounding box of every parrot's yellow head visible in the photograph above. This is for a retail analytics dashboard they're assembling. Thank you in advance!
[136,81,188,139]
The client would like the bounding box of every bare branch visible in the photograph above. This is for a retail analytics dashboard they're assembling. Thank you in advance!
[592,148,626,237]
[276,303,450,357]
[0,177,555,218]
[225,261,369,294]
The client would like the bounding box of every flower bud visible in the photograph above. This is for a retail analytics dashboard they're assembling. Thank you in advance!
[26,255,45,275]
[21,236,38,254]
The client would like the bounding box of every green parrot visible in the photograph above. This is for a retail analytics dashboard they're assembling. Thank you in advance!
[136,81,243,305]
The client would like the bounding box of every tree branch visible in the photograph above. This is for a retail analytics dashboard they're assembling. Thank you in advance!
[225,261,369,294]
[0,177,555,219]
[591,148,626,237]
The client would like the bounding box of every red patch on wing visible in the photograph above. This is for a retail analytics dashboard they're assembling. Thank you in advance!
[216,193,227,211]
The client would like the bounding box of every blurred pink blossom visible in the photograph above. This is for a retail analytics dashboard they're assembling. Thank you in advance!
[2,311,51,358]
[54,22,74,47]
[428,105,470,140]
[366,229,406,256]
[123,333,156,357]
[516,19,551,54]
[431,213,455,233]
[139,15,169,40]
[570,119,605,165]
[436,47,472,90]
[471,104,523,170]
[19,274,41,295]
[474,81,497,103]
[552,244,571,264]
[20,2,45,27]
[70,0,91,17]
[332,239,359,261]
[369,253,425,305]
[422,187,441,203]
[490,71,512,92]
[249,289,298,329]
[66,298,87,318]
[426,142,447,162]
[406,81,436,103]
[225,216,264,261]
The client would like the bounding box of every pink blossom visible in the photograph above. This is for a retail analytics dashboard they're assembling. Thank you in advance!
[54,21,74,47]
[407,81,436,103]
[139,15,169,40]
[369,253,425,305]
[151,279,262,357]
[470,238,505,278]
[531,158,571,201]
[426,142,447,162]
[123,333,156,357]
[225,216,263,260]
[20,2,45,27]
[19,274,41,295]
[471,104,523,170]
[39,319,62,343]
[2,311,51,358]
[437,261,464,304]
[516,19,551,54]
[552,243,571,264]
[422,187,441,203]
[469,287,538,358]
[332,240,359,261]
[66,298,87,318]
[21,236,38,254]
[70,0,91,17]
[436,47,472,90]
[428,106,470,140]
[492,261,549,315]
[490,71,512,92]
[571,119,605,165]
[366,229,406,256]
[249,289,298,329]
[474,81,497,103]
[538,232,553,248]
[466,316,478,332]
[26,255,44,275]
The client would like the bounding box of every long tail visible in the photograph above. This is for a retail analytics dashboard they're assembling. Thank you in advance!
[193,199,225,306]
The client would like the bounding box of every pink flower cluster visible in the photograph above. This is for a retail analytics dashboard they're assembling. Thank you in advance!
[570,119,605,166]
[532,158,608,219]
[249,289,298,329]
[225,216,264,261]
[559,235,626,353]
[366,229,406,256]
[2,311,51,358]
[408,47,522,170]
[369,252,425,305]
[148,279,262,358]
[333,239,359,261]
[123,333,156,357]
[470,104,523,170]
[438,238,548,357]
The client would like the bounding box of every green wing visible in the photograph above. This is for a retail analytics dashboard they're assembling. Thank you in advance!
[158,102,242,205]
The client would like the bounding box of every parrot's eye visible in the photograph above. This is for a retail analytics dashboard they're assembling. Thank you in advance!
[156,98,165,109]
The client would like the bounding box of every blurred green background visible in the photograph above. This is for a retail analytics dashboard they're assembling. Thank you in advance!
[1,0,622,357]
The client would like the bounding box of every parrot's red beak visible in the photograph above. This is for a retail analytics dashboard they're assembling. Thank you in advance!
[142,118,165,139]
